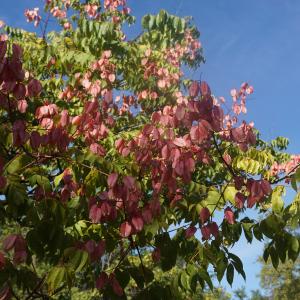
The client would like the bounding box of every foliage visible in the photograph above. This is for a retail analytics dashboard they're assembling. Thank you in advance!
[0,0,299,299]
[257,255,300,300]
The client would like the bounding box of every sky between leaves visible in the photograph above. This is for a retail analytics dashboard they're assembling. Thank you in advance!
[1,0,300,296]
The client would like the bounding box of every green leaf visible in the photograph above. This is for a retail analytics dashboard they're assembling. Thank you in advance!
[74,220,87,237]
[289,236,299,253]
[69,249,89,272]
[6,154,33,174]
[54,172,64,187]
[47,266,66,293]
[242,223,253,243]
[269,247,279,269]
[226,264,234,286]
[204,189,222,213]
[7,176,27,205]
[223,186,237,205]
[263,247,270,262]
[29,174,51,191]
[216,259,227,282]
[271,186,285,213]
[198,269,213,291]
[129,267,145,289]
[180,271,190,291]
[253,224,263,241]
[229,253,246,280]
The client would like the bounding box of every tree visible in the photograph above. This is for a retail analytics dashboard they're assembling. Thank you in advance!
[233,287,247,300]
[256,255,300,299]
[0,0,299,299]
[249,290,267,300]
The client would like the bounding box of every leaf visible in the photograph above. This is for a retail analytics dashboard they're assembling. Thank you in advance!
[229,253,246,280]
[223,186,237,205]
[69,249,89,272]
[234,157,261,175]
[204,189,222,213]
[74,220,87,237]
[47,266,66,293]
[84,168,101,196]
[269,247,279,269]
[216,259,227,282]
[29,174,51,191]
[226,264,234,286]
[7,177,27,205]
[271,187,284,213]
[253,224,263,241]
[198,269,213,291]
[180,271,190,291]
[120,222,132,237]
[263,247,270,262]
[289,236,299,253]
[242,223,253,243]
[54,172,64,187]
[129,267,144,289]
[6,154,32,174]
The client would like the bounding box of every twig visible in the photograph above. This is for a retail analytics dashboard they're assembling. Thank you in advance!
[271,163,300,184]
[212,133,236,177]
[210,181,231,217]
[25,274,46,300]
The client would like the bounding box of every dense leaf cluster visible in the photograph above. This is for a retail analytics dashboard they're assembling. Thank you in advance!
[0,1,299,299]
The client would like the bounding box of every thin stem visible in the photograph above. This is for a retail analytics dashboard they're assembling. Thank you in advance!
[212,133,236,177]
[271,163,300,184]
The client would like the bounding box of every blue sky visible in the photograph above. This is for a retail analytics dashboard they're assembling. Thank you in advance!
[1,0,300,297]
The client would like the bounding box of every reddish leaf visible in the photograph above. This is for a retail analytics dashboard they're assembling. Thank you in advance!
[13,83,26,100]
[123,176,135,190]
[185,226,197,239]
[231,127,246,143]
[111,276,123,297]
[199,207,210,224]
[120,221,132,237]
[173,137,186,147]
[0,285,11,300]
[200,81,211,96]
[224,207,235,224]
[0,41,7,61]
[235,192,246,209]
[89,204,102,223]
[96,272,108,290]
[13,250,27,265]
[27,79,42,97]
[107,173,118,188]
[189,81,200,98]
[0,176,6,189]
[175,105,185,121]
[0,252,5,269]
[152,248,161,262]
[131,216,144,232]
[12,44,23,60]
[3,235,17,252]
[17,99,28,113]
[90,143,106,156]
[209,222,219,238]
[261,179,272,195]
[201,225,211,240]
[30,131,41,149]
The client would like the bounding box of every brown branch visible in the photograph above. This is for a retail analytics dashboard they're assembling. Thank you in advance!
[130,237,146,281]
[271,163,300,184]
[25,275,46,300]
[42,12,51,40]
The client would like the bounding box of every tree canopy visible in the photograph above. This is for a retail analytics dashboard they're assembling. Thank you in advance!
[0,1,300,299]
